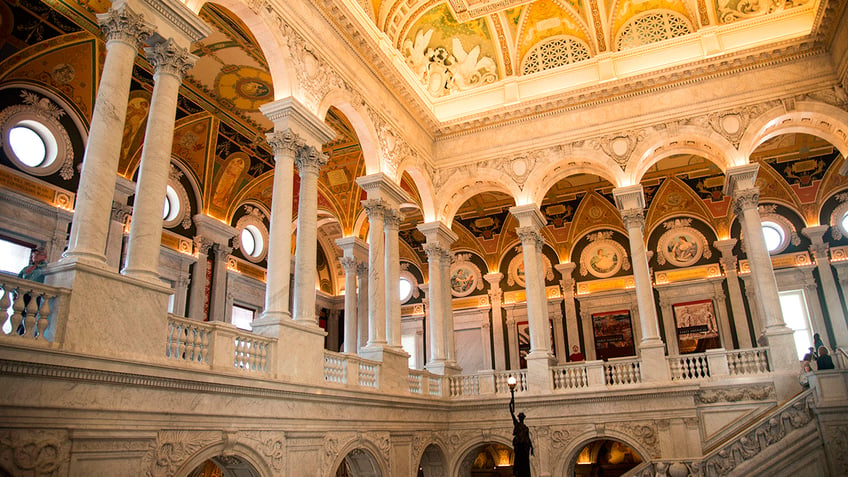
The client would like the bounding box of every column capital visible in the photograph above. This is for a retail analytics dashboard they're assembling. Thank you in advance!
[340,256,357,274]
[802,225,829,244]
[723,163,759,197]
[266,129,305,157]
[97,5,154,49]
[612,184,645,211]
[620,208,645,231]
[483,272,503,288]
[423,243,446,261]
[193,235,214,254]
[713,238,738,256]
[516,226,544,252]
[145,38,197,80]
[384,208,403,229]
[259,97,336,146]
[362,198,387,221]
[356,261,369,276]
[335,236,368,262]
[295,145,328,176]
[193,214,237,245]
[356,172,411,206]
[111,201,133,223]
[417,221,458,248]
[732,187,760,216]
[509,204,546,230]
[554,262,576,278]
[213,243,232,260]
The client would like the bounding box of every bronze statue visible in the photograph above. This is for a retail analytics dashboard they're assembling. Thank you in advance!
[509,389,534,477]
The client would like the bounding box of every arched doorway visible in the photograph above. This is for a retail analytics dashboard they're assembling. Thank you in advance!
[457,442,514,476]
[417,443,448,477]
[335,448,382,477]
[186,456,261,477]
[572,438,643,477]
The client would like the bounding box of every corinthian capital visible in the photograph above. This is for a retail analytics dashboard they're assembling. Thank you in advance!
[620,208,645,231]
[97,5,153,48]
[732,188,759,216]
[516,226,544,252]
[266,129,305,156]
[340,256,357,274]
[384,208,403,229]
[145,39,197,79]
[362,199,386,221]
[295,145,329,176]
[423,243,444,261]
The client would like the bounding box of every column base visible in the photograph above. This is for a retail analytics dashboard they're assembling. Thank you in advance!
[251,310,292,338]
[57,251,109,270]
[358,346,410,394]
[270,318,326,385]
[120,267,165,286]
[426,360,462,376]
[639,339,669,383]
[762,326,803,401]
[526,352,556,393]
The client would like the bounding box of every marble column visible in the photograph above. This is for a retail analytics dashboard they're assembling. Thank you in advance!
[551,301,567,364]
[252,129,302,335]
[505,312,520,369]
[337,236,367,354]
[555,262,582,358]
[711,280,734,350]
[510,205,553,361]
[418,221,459,374]
[484,272,507,370]
[613,185,667,382]
[385,208,403,348]
[122,40,197,282]
[415,328,426,369]
[440,248,458,366]
[658,295,679,355]
[187,236,212,320]
[423,243,446,368]
[63,6,153,266]
[803,225,848,348]
[106,176,135,269]
[357,261,369,353]
[209,243,232,321]
[292,146,328,325]
[480,313,493,370]
[714,239,753,348]
[362,199,387,349]
[725,164,798,391]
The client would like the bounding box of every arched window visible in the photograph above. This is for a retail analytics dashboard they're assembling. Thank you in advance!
[616,10,693,51]
[761,221,785,253]
[521,36,591,75]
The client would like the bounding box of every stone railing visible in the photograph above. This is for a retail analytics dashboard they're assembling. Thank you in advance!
[552,363,591,390]
[625,389,815,477]
[836,347,848,369]
[669,353,710,381]
[0,275,70,343]
[448,374,479,397]
[166,316,273,374]
[726,348,769,376]
[323,350,381,390]
[494,370,527,394]
[604,358,642,386]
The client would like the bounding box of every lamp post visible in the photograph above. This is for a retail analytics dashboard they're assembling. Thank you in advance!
[508,375,517,400]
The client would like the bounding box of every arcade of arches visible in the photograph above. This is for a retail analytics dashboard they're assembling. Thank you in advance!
[1,0,848,475]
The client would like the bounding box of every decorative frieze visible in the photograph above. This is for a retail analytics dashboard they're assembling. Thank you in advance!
[141,430,219,477]
[0,429,70,476]
[695,385,774,404]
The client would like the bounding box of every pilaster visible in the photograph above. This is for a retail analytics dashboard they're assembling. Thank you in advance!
[803,225,848,348]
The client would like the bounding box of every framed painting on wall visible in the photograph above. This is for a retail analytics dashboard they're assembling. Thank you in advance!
[673,299,721,354]
[591,310,636,361]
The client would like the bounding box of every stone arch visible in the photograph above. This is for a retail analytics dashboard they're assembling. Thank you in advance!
[397,160,437,223]
[526,150,626,206]
[171,156,205,221]
[188,0,295,98]
[450,436,522,477]
[554,430,651,476]
[327,438,389,477]
[172,440,274,477]
[318,90,381,176]
[738,100,848,163]
[627,126,739,184]
[226,171,274,224]
[414,442,448,477]
[437,171,521,224]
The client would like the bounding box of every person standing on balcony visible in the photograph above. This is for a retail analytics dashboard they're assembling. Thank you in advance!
[816,347,835,370]
[18,247,47,283]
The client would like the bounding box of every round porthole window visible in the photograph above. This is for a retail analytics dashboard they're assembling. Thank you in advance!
[761,221,785,253]
[9,125,48,167]
[840,211,848,238]
[163,185,180,222]
[241,225,264,258]
[399,277,413,303]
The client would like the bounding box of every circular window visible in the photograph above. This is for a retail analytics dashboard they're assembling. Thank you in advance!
[9,125,48,167]
[163,185,181,222]
[840,211,848,238]
[399,277,413,303]
[761,221,785,253]
[241,225,264,258]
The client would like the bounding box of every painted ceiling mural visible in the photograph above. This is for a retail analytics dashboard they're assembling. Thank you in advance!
[1,0,844,297]
[369,0,813,97]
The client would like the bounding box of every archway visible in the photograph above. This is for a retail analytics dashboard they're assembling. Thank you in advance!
[417,443,448,477]
[457,442,514,476]
[186,456,262,477]
[570,438,643,477]
[335,448,382,477]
